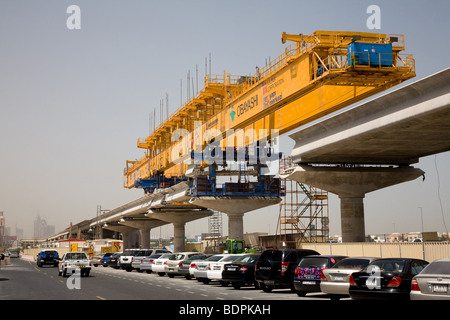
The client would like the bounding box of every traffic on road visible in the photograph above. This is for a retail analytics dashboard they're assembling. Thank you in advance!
[8,247,446,301]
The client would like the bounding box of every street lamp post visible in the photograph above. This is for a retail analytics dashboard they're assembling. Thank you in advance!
[418,207,425,260]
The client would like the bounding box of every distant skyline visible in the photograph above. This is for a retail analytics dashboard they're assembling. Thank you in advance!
[1,1,449,239]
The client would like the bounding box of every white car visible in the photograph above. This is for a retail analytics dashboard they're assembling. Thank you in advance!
[320,257,378,300]
[194,254,238,284]
[165,252,198,278]
[152,253,175,276]
[206,254,242,285]
[58,252,91,277]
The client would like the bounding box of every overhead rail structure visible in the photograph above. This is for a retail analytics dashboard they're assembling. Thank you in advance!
[115,30,415,247]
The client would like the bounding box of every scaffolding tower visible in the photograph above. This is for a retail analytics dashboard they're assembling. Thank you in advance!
[277,157,329,248]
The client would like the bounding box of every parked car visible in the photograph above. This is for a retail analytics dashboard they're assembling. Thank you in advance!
[9,251,20,258]
[100,252,115,267]
[36,249,59,267]
[255,249,319,293]
[57,251,91,277]
[294,255,348,297]
[119,249,141,272]
[178,254,210,279]
[206,254,242,285]
[105,252,122,269]
[131,248,171,272]
[222,254,261,289]
[194,254,231,284]
[410,258,450,300]
[140,253,165,274]
[91,253,106,267]
[165,252,199,278]
[349,257,429,300]
[152,253,175,276]
[320,257,379,300]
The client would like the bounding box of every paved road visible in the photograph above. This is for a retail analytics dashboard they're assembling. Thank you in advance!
[0,258,336,301]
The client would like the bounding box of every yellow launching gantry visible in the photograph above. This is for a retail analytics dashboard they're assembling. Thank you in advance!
[124,30,415,193]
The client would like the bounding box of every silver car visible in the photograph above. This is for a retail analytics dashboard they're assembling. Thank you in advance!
[411,259,450,300]
[320,257,379,300]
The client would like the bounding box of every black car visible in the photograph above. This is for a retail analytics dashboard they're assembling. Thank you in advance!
[105,252,122,269]
[293,254,348,297]
[36,250,59,267]
[222,254,260,289]
[349,257,429,300]
[255,249,319,292]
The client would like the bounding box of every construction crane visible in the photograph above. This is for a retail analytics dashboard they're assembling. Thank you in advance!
[124,30,415,196]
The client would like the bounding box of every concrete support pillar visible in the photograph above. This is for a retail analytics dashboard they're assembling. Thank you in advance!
[190,197,281,240]
[140,227,151,249]
[102,224,136,250]
[340,196,365,242]
[282,165,424,242]
[227,213,245,240]
[121,231,130,249]
[119,219,168,248]
[146,210,213,252]
[173,222,186,253]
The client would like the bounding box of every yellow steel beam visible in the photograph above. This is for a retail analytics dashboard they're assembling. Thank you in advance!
[124,30,415,188]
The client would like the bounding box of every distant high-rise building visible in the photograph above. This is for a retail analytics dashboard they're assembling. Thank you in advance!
[0,211,4,245]
[33,215,55,239]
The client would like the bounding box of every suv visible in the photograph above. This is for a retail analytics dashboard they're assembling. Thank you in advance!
[119,249,141,271]
[36,249,59,267]
[255,249,319,292]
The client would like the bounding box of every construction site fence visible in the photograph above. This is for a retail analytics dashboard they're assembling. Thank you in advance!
[300,242,450,262]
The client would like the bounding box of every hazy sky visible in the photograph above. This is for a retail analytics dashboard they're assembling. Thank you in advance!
[1,0,449,239]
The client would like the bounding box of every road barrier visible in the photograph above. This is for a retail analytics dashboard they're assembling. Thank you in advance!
[300,242,450,262]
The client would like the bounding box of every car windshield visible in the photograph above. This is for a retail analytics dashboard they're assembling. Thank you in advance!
[123,250,138,256]
[222,255,241,262]
[367,259,407,273]
[170,254,185,260]
[159,253,174,259]
[421,261,450,275]
[298,257,328,268]
[188,255,206,261]
[234,255,259,263]
[135,250,150,256]
[65,253,87,260]
[206,255,224,261]
[332,258,373,270]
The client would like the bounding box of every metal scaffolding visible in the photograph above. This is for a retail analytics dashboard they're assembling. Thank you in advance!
[277,157,329,248]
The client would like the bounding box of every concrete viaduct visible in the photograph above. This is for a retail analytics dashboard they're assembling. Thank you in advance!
[282,67,450,242]
[51,68,450,249]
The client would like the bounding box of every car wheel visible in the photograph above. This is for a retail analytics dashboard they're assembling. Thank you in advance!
[220,281,229,287]
[84,270,90,277]
[232,283,242,290]
[58,270,62,276]
[126,267,132,272]
[260,283,273,293]
[168,274,174,278]
[329,295,340,301]
[253,281,260,289]
[202,279,210,284]
[185,275,192,280]
[158,272,165,276]
[63,268,67,277]
[296,290,306,297]
[146,270,152,274]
